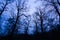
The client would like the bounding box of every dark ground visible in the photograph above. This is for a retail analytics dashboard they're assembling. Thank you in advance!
[0,25,60,40]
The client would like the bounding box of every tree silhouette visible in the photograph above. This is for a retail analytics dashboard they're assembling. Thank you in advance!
[33,13,38,34]
[0,0,60,40]
[26,15,31,34]
[6,0,27,37]
[33,8,45,33]
[46,0,60,28]
[0,0,10,16]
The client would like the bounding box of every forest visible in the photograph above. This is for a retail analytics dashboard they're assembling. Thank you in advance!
[0,0,60,40]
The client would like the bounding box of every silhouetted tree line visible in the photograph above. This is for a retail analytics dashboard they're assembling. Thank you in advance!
[0,0,60,40]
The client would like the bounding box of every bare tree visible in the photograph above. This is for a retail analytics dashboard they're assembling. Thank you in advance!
[33,8,45,33]
[8,0,28,37]
[25,15,31,34]
[45,0,60,16]
[33,12,39,34]
[38,8,44,33]
[0,0,8,16]
[52,0,60,16]
[45,0,60,26]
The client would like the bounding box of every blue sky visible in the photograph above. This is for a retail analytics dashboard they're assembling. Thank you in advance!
[0,0,60,36]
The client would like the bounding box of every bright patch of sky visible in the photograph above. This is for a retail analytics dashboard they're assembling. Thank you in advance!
[26,0,37,15]
[26,0,48,15]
